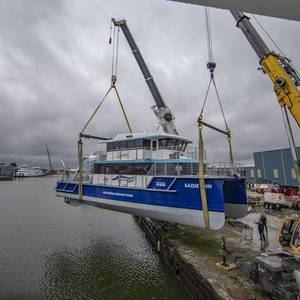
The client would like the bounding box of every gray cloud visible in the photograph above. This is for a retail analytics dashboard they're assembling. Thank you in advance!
[0,0,299,167]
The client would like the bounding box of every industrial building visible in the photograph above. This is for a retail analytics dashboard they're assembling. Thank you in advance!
[244,147,300,187]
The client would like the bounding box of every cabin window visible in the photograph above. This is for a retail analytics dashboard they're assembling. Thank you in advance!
[250,169,255,178]
[152,140,157,151]
[93,163,151,175]
[107,139,151,151]
[143,139,151,149]
[158,139,187,151]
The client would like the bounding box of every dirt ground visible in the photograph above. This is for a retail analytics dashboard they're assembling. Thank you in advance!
[160,189,300,299]
[165,222,271,300]
[163,204,299,300]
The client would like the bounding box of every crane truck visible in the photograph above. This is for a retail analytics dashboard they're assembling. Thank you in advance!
[111,18,178,135]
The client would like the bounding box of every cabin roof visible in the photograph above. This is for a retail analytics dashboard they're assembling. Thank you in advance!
[99,132,192,144]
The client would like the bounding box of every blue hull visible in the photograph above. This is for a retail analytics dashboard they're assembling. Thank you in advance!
[56,176,247,229]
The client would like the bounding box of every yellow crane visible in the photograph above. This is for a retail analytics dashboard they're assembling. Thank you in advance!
[227,12,300,255]
[231,11,300,197]
[231,11,300,127]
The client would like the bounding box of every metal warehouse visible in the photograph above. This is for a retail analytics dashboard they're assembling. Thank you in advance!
[245,147,300,187]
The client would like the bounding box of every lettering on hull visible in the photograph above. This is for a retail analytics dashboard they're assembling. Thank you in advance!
[184,183,212,189]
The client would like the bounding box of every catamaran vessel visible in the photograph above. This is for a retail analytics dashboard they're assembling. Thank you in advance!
[56,18,248,229]
[56,132,247,229]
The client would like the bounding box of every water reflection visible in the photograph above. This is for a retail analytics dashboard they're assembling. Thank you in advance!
[41,241,179,299]
[0,178,187,300]
[41,238,185,300]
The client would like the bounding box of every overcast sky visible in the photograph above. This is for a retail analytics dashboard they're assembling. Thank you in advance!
[0,0,299,167]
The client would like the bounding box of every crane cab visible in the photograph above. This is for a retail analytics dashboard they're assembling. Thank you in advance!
[279,216,300,254]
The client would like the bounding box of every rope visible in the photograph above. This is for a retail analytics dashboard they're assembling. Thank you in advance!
[80,86,112,134]
[212,78,228,129]
[111,25,116,77]
[200,78,212,116]
[201,7,229,130]
[113,86,133,134]
[251,14,300,80]
[111,23,120,78]
[115,26,120,78]
[205,7,213,62]
[199,6,235,172]
[251,14,285,57]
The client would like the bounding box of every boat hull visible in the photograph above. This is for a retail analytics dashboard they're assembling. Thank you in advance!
[56,176,247,229]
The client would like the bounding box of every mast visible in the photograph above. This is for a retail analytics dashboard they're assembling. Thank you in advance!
[46,144,53,171]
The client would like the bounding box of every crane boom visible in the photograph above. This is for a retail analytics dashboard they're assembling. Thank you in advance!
[231,11,300,190]
[231,11,300,127]
[112,18,179,135]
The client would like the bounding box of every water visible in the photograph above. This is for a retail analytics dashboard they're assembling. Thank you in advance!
[0,177,188,300]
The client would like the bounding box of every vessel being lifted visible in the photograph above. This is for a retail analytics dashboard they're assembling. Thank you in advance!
[55,18,248,229]
[56,132,247,229]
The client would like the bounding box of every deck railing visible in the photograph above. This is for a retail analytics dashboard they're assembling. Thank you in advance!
[146,161,245,177]
[59,161,246,187]
[90,145,199,162]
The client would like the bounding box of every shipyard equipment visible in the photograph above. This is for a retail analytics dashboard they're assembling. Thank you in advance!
[231,11,300,195]
[279,216,300,255]
[111,18,178,135]
[169,0,300,22]
[231,11,300,127]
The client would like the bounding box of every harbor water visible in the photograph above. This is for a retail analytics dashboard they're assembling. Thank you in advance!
[0,176,188,300]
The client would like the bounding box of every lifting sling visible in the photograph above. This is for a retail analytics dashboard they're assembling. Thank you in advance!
[78,24,133,200]
[198,8,235,228]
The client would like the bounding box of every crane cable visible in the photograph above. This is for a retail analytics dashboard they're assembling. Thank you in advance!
[109,21,132,133]
[251,15,300,82]
[252,16,300,164]
[198,8,235,228]
[77,22,133,200]
[81,22,132,135]
[200,8,229,131]
[199,7,234,167]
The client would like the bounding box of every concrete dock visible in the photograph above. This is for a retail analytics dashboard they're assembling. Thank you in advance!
[137,200,300,300]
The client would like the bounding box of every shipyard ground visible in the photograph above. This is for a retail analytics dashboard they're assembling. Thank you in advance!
[138,196,300,299]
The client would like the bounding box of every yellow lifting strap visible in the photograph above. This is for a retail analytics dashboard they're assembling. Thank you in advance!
[113,84,132,134]
[227,128,234,169]
[77,76,133,200]
[198,115,210,229]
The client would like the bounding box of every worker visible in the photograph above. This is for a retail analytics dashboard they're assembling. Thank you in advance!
[256,217,265,241]
[281,221,293,246]
[175,164,182,176]
[260,213,268,239]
